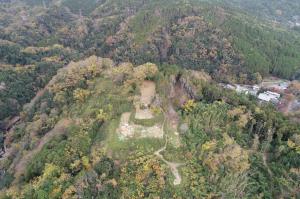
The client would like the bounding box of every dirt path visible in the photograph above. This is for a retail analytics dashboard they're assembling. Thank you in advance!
[140,80,156,105]
[12,118,72,183]
[154,140,184,185]
[154,111,184,186]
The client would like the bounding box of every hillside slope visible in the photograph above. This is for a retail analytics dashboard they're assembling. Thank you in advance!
[0,56,299,198]
[0,1,299,198]
[1,0,300,82]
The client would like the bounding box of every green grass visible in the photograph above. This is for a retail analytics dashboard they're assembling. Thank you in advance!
[162,120,187,162]
[104,118,164,161]
[129,109,164,127]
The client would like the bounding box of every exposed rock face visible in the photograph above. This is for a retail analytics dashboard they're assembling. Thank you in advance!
[170,74,200,101]
[156,27,172,61]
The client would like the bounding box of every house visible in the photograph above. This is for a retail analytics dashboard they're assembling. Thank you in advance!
[235,84,249,94]
[253,85,260,90]
[249,85,260,96]
[224,84,235,90]
[258,91,280,103]
[278,82,289,90]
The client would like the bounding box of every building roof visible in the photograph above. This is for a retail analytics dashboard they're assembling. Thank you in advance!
[258,93,272,102]
[258,91,280,102]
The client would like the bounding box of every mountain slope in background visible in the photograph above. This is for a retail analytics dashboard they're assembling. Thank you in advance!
[1,0,300,81]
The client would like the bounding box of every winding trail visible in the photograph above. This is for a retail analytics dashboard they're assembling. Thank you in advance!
[154,110,184,185]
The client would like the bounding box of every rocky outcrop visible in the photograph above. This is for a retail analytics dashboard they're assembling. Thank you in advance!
[170,74,200,100]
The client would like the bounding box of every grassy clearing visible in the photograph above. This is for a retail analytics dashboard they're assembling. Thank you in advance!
[104,117,164,160]
[162,121,187,162]
[130,109,164,127]
[70,77,133,118]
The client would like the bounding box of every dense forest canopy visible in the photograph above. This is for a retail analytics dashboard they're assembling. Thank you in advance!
[211,0,300,26]
[0,0,299,81]
[0,0,299,198]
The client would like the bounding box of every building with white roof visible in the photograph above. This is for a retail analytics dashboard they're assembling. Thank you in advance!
[258,91,280,103]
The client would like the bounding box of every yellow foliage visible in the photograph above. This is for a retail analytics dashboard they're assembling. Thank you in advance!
[86,62,102,78]
[42,56,61,62]
[70,159,81,172]
[73,88,90,103]
[21,46,40,54]
[223,133,234,146]
[120,155,166,198]
[96,109,109,122]
[43,163,61,179]
[112,62,134,84]
[90,147,105,166]
[238,113,251,128]
[182,99,196,112]
[133,62,158,82]
[203,154,221,173]
[50,187,62,199]
[62,185,78,199]
[255,107,263,114]
[228,106,252,128]
[222,144,250,173]
[150,106,161,115]
[30,163,61,191]
[81,156,91,170]
[53,91,67,105]
[287,139,300,154]
[113,62,134,75]
[21,44,63,55]
[288,139,296,148]
[112,62,158,88]
[49,56,105,96]
[108,178,118,187]
[203,139,250,173]
[53,44,64,49]
[201,139,217,152]
[101,58,114,69]
[228,106,246,117]
[5,186,20,199]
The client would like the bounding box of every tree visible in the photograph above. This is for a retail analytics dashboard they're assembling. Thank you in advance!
[96,109,109,123]
[73,88,90,103]
[133,63,158,82]
[182,99,197,113]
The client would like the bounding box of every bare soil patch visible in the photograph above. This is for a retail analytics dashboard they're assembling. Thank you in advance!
[135,80,156,120]
[118,112,163,139]
[140,80,156,105]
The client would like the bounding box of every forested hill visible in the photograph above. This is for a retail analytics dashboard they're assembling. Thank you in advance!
[1,0,300,81]
[210,0,300,27]
[0,1,300,198]
[0,0,300,122]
